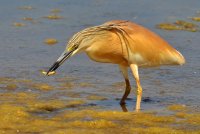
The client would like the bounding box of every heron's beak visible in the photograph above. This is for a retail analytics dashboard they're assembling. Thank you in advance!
[46,49,75,76]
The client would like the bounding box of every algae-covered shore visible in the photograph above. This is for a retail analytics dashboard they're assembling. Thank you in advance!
[1,76,200,134]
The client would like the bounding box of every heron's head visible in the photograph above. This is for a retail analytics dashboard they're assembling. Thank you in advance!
[45,26,101,75]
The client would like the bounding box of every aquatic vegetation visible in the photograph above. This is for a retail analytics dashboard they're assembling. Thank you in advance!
[64,92,81,98]
[22,81,54,91]
[16,78,33,84]
[44,38,58,45]
[156,20,199,32]
[51,109,200,133]
[22,17,33,21]
[0,77,55,91]
[55,76,78,83]
[67,119,116,128]
[191,17,200,22]
[65,100,86,108]
[43,14,63,20]
[51,9,62,13]
[1,77,199,134]
[0,101,200,133]
[5,83,18,90]
[167,104,187,111]
[189,12,200,22]
[185,113,200,125]
[16,79,54,91]
[55,110,126,121]
[21,17,40,24]
[58,82,75,90]
[156,23,181,30]
[58,81,94,90]
[31,83,54,91]
[86,94,107,101]
[175,112,187,118]
[156,12,200,32]
[0,92,38,105]
[175,20,198,32]
[27,100,68,112]
[0,104,29,122]
[12,22,26,27]
[130,127,192,134]
[0,77,21,85]
[4,78,54,91]
[20,119,60,133]
[129,112,176,128]
[175,20,197,28]
[28,99,85,112]
[79,82,95,88]
[0,77,10,84]
[0,104,29,134]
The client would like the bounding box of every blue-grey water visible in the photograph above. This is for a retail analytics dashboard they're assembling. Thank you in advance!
[0,0,200,112]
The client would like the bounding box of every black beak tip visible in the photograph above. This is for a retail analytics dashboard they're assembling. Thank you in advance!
[45,72,50,76]
[45,62,60,76]
[44,50,73,76]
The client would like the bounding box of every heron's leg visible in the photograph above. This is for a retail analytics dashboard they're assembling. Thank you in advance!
[119,65,131,105]
[130,64,142,111]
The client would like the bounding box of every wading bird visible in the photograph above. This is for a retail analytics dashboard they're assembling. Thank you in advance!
[45,20,185,111]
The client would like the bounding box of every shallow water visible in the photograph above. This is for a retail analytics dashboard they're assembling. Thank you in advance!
[0,0,200,133]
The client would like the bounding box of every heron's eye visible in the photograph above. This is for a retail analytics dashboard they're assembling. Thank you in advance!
[72,43,78,50]
[75,44,78,48]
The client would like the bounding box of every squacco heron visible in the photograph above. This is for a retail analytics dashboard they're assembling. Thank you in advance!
[45,20,185,111]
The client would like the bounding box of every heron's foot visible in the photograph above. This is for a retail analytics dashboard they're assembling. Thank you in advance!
[120,103,128,112]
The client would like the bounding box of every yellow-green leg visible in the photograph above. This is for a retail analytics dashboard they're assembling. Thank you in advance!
[130,64,142,111]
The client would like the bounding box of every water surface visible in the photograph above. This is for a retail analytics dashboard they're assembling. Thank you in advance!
[0,0,200,133]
